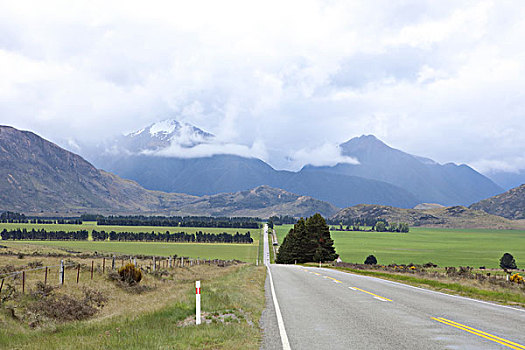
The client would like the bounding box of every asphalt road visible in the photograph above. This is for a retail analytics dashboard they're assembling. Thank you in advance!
[261,263,525,349]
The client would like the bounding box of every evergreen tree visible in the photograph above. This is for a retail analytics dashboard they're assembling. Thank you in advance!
[306,213,338,262]
[500,253,517,269]
[364,255,377,265]
[276,214,338,264]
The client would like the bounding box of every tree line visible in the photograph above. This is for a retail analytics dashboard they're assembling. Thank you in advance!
[326,217,390,227]
[92,230,253,243]
[0,229,88,240]
[1,228,252,244]
[268,215,296,227]
[81,214,260,229]
[330,221,409,232]
[0,212,82,224]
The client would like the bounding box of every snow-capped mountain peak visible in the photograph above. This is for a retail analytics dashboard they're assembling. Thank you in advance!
[148,119,181,138]
[123,119,214,152]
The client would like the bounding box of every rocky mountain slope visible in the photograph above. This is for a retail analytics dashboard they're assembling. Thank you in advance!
[177,185,338,217]
[0,126,195,213]
[469,184,525,220]
[0,126,335,217]
[331,204,521,229]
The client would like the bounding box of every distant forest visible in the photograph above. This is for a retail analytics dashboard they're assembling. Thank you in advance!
[82,214,261,229]
[0,212,260,229]
[0,212,82,224]
[0,228,253,243]
[326,217,409,232]
[268,215,296,226]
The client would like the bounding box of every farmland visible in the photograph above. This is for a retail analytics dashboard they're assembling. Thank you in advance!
[273,224,525,268]
[0,222,261,263]
[0,222,254,235]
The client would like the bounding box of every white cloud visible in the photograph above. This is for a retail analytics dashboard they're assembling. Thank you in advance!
[471,157,525,174]
[150,139,268,161]
[289,143,359,170]
[0,0,524,173]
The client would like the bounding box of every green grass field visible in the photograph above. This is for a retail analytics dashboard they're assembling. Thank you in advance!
[0,222,254,235]
[2,240,259,263]
[273,225,525,268]
[0,222,261,263]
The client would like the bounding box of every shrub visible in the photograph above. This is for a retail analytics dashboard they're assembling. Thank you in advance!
[31,281,55,298]
[118,263,142,284]
[500,253,517,269]
[28,285,107,322]
[28,260,43,268]
[364,255,377,265]
[423,262,438,268]
[510,273,523,284]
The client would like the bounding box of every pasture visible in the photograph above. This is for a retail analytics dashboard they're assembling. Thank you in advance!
[273,224,525,268]
[4,240,258,263]
[0,222,254,235]
[0,222,261,263]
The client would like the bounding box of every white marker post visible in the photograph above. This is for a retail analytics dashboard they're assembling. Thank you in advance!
[196,280,201,325]
[59,259,64,285]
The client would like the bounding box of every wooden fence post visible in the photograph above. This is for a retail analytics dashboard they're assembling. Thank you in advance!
[44,267,48,285]
[77,264,80,283]
[102,258,105,273]
[0,278,4,293]
[90,261,94,280]
[22,271,25,294]
[112,255,115,270]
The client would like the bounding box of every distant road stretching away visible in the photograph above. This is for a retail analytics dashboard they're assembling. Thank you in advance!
[261,252,525,349]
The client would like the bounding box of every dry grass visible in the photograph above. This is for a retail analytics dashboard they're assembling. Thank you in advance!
[0,244,266,349]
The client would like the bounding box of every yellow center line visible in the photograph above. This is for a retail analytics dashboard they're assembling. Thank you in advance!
[313,272,321,276]
[351,287,392,302]
[432,317,525,350]
[325,276,342,283]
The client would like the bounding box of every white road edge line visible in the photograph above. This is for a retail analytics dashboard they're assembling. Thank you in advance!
[267,266,292,350]
[321,268,525,313]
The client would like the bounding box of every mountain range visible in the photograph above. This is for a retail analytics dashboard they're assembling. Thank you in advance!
[1,125,523,229]
[83,119,503,208]
[0,125,335,217]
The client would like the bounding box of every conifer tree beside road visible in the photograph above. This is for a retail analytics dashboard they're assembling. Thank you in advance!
[276,213,338,264]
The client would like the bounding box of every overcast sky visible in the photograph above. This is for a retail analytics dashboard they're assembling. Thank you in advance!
[1,0,524,172]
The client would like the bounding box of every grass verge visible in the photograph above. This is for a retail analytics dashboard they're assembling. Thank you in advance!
[328,265,525,308]
[0,257,266,349]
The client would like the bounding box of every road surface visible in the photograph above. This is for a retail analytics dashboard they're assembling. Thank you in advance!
[261,245,525,349]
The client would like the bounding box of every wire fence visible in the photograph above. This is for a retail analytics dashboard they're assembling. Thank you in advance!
[0,255,238,295]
